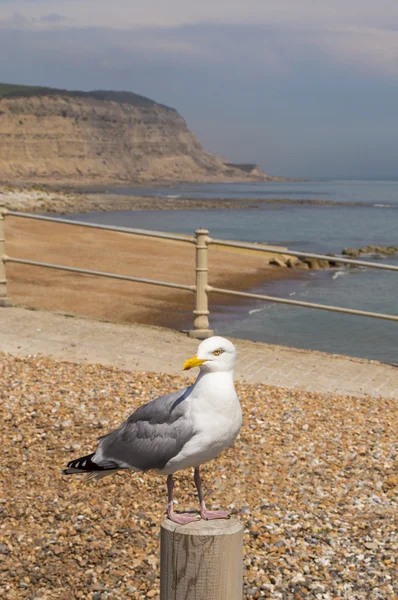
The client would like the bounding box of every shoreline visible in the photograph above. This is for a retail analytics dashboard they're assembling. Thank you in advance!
[0,182,348,339]
[0,183,315,338]
[1,183,394,215]
[2,182,397,364]
[5,214,307,332]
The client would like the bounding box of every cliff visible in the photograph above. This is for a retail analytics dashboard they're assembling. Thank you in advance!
[0,83,276,184]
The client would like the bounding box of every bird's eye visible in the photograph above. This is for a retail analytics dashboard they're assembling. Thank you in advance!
[213,348,223,356]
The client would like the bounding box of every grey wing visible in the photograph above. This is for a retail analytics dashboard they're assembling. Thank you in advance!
[95,386,194,471]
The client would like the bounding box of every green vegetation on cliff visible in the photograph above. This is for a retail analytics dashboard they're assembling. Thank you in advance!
[0,82,174,111]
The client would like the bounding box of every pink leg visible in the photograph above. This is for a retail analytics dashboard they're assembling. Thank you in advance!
[194,467,230,520]
[166,474,200,525]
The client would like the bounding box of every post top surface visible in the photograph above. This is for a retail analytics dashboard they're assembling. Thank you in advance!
[195,228,209,235]
[161,517,242,536]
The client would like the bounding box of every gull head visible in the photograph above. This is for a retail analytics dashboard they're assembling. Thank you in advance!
[183,336,236,373]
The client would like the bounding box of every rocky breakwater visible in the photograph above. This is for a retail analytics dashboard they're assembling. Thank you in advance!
[269,244,398,273]
[342,245,398,258]
[269,254,341,270]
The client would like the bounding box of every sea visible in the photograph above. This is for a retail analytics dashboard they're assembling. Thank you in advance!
[69,180,398,364]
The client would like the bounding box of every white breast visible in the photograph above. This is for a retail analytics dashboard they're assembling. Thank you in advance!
[161,370,242,475]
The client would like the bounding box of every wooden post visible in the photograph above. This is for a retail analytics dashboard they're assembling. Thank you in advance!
[0,202,11,307]
[189,228,213,339]
[160,518,243,600]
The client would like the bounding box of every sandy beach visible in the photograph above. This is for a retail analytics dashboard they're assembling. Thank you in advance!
[4,214,301,330]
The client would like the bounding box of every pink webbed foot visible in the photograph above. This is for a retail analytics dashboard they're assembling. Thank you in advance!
[166,474,200,525]
[200,509,231,521]
[168,510,200,525]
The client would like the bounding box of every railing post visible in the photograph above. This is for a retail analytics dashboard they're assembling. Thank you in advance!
[160,518,243,600]
[0,203,11,307]
[189,228,213,339]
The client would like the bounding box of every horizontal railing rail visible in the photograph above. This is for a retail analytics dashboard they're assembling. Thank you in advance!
[207,286,398,322]
[208,237,398,272]
[4,210,195,244]
[0,205,397,339]
[4,256,195,292]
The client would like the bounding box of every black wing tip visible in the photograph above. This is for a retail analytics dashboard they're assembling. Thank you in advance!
[62,452,96,475]
[62,452,118,475]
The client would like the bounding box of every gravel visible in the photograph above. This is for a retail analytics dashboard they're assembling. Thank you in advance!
[1,353,397,599]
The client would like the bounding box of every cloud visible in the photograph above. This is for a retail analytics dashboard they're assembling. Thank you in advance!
[0,9,69,28]
[84,21,398,79]
[0,2,398,77]
[39,13,67,23]
[0,1,398,30]
[0,11,28,27]
[318,26,398,77]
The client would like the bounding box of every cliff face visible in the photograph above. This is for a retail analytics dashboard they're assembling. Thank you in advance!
[0,91,273,184]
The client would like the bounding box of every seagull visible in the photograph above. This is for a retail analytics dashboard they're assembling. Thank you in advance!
[63,336,242,524]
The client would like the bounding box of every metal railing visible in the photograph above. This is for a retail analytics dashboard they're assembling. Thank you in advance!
[0,203,397,338]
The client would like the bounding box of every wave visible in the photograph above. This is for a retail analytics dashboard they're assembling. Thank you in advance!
[248,306,275,315]
[332,270,348,280]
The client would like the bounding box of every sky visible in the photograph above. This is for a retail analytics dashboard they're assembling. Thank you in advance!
[1,1,398,179]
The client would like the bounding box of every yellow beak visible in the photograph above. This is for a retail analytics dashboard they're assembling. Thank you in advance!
[183,355,206,371]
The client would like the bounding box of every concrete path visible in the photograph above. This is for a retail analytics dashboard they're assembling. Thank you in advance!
[0,307,396,399]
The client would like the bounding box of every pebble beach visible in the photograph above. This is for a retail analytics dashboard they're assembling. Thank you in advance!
[1,352,397,600]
